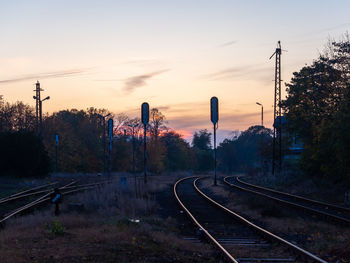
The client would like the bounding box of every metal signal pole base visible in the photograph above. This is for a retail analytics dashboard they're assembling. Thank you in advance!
[143,124,147,184]
[213,123,217,186]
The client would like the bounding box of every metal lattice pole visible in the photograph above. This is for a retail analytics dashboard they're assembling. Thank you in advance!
[271,41,282,175]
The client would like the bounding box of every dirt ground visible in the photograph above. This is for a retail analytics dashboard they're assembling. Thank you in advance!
[0,173,218,263]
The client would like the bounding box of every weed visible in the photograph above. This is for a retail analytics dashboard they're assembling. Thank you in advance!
[46,220,65,236]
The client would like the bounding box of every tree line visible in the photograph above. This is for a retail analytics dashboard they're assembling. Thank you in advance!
[0,94,269,177]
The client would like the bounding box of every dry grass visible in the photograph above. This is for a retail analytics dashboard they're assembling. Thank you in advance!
[244,172,350,205]
[0,214,216,263]
[198,177,350,263]
[0,173,217,263]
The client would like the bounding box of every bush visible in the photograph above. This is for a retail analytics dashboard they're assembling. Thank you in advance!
[0,131,50,177]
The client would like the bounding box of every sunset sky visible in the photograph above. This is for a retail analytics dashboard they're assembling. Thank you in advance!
[1,0,349,141]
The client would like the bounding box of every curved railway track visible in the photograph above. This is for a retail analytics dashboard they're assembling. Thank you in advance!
[174,176,327,263]
[224,176,350,225]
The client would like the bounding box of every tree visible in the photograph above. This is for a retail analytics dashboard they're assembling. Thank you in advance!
[42,108,112,172]
[217,126,272,173]
[113,113,129,135]
[192,129,211,150]
[147,108,168,173]
[192,129,213,171]
[0,101,36,132]
[0,130,50,177]
[282,37,350,180]
[161,131,193,171]
[149,108,167,139]
[0,99,49,178]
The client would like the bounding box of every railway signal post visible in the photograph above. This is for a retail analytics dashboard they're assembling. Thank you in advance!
[98,113,111,176]
[50,188,62,216]
[141,102,149,184]
[55,133,59,172]
[108,118,114,177]
[210,97,219,186]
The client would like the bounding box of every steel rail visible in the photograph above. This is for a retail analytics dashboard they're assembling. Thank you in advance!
[194,177,328,263]
[224,176,350,225]
[0,181,77,224]
[0,188,56,204]
[0,180,106,226]
[0,181,58,202]
[61,180,112,191]
[0,180,112,205]
[236,176,350,214]
[174,176,239,263]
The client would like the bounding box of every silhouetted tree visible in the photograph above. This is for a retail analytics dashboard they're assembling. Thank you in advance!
[149,108,167,139]
[42,108,112,172]
[192,129,213,171]
[0,131,50,177]
[161,131,193,171]
[146,108,168,173]
[217,126,272,173]
[282,36,350,180]
[0,101,36,132]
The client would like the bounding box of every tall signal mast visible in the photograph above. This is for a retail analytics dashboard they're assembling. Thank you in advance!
[270,41,282,175]
[34,81,42,133]
[33,81,50,137]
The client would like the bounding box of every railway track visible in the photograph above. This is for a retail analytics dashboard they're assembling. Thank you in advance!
[0,180,110,226]
[174,176,327,263]
[0,181,59,204]
[224,176,350,225]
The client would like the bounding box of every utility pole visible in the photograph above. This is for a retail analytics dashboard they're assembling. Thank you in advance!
[270,41,282,175]
[108,118,113,177]
[98,113,111,176]
[127,123,137,174]
[127,122,138,197]
[55,133,59,172]
[34,81,42,134]
[33,81,50,137]
[256,102,263,126]
[132,126,136,174]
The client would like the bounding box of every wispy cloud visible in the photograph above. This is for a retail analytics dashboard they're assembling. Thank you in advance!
[205,66,249,80]
[123,69,169,93]
[168,110,273,131]
[314,23,350,35]
[203,63,271,82]
[291,23,350,40]
[157,105,170,111]
[0,69,88,84]
[218,40,238,47]
[122,58,165,66]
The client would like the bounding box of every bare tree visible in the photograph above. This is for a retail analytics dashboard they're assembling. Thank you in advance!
[149,108,168,140]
